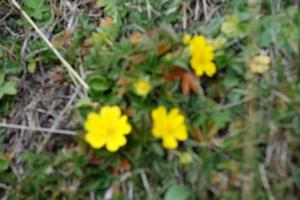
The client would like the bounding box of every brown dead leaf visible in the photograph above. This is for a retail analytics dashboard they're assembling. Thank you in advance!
[156,43,172,55]
[117,87,127,97]
[120,159,131,171]
[124,107,135,117]
[131,54,146,64]
[110,166,120,176]
[88,151,105,165]
[192,127,202,143]
[90,102,99,109]
[100,17,113,27]
[51,31,72,49]
[66,145,82,153]
[129,32,143,44]
[207,123,219,139]
[52,72,65,84]
[80,39,93,55]
[145,30,154,38]
[89,156,105,165]
[117,77,131,86]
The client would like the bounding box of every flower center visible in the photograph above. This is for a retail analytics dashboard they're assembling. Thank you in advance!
[106,124,118,136]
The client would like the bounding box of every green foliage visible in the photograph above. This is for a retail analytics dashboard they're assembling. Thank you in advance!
[164,185,193,200]
[0,155,10,172]
[0,78,17,100]
[23,0,52,25]
[1,0,300,199]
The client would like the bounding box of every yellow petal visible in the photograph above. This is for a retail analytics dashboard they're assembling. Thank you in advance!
[113,133,127,145]
[100,106,121,121]
[85,132,106,149]
[84,113,102,132]
[190,36,206,55]
[152,125,164,138]
[204,62,217,77]
[203,44,214,61]
[174,125,188,141]
[168,108,184,127]
[191,59,204,76]
[117,116,132,135]
[162,136,178,149]
[151,106,167,121]
[106,141,119,152]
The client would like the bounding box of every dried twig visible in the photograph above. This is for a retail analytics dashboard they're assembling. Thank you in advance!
[37,86,80,152]
[10,0,89,90]
[182,1,187,30]
[0,122,76,135]
[140,170,153,198]
[259,164,275,200]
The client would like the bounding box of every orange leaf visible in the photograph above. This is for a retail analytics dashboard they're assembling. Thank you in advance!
[156,43,172,55]
[163,66,200,95]
[164,66,185,80]
[181,72,200,95]
[187,73,200,93]
[181,72,191,95]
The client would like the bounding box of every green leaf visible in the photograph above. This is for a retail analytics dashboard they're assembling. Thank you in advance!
[87,75,110,92]
[199,16,223,35]
[0,73,4,85]
[75,97,92,108]
[164,185,192,200]
[211,111,230,128]
[0,80,17,99]
[5,60,22,75]
[23,0,45,9]
[224,76,240,89]
[0,156,10,172]
[28,60,37,74]
[2,81,17,95]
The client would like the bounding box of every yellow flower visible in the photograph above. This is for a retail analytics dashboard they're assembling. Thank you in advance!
[182,33,191,45]
[189,35,217,77]
[84,106,132,152]
[151,106,188,149]
[134,79,152,97]
[249,54,271,74]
